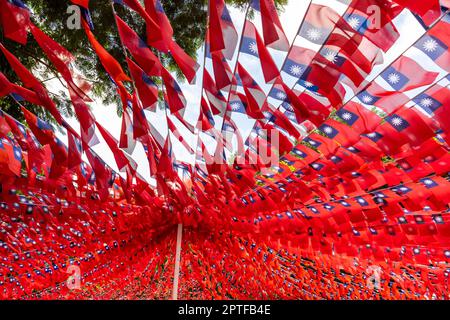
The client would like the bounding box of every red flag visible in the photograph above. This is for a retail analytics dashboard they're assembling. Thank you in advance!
[126,58,158,110]
[29,23,91,102]
[258,0,289,51]
[67,132,82,169]
[114,15,162,76]
[0,44,64,124]
[131,92,150,140]
[208,0,238,59]
[211,50,235,90]
[95,121,134,172]
[115,0,161,45]
[161,68,187,115]
[167,116,194,154]
[237,63,268,119]
[70,0,89,8]
[391,0,441,25]
[0,0,30,44]
[168,40,199,84]
[254,22,279,83]
[203,70,227,115]
[119,107,136,154]
[0,72,12,97]
[82,19,130,84]
[144,0,173,52]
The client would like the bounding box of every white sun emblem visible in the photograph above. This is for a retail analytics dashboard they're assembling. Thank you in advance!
[303,81,314,88]
[361,95,373,104]
[288,114,296,120]
[167,181,181,191]
[276,92,287,100]
[420,98,434,108]
[324,49,338,63]
[289,64,302,76]
[367,132,377,138]
[422,39,438,52]
[341,112,352,120]
[249,41,258,54]
[263,111,272,118]
[390,117,403,126]
[423,179,434,185]
[387,72,400,84]
[347,16,361,29]
[306,28,322,41]
[323,126,333,134]
[308,140,316,145]
[231,102,241,111]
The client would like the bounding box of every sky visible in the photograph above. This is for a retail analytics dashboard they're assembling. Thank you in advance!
[51,0,446,185]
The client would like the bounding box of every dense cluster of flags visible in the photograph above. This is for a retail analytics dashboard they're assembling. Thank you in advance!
[0,0,450,299]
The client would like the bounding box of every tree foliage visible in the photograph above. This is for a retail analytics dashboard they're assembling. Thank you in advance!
[0,0,287,123]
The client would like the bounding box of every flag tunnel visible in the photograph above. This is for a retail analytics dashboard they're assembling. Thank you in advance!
[0,0,450,300]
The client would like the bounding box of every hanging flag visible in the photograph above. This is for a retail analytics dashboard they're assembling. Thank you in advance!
[113,0,162,45]
[95,121,135,172]
[67,85,99,150]
[0,44,65,125]
[126,58,158,110]
[168,41,199,84]
[379,56,439,92]
[82,19,131,84]
[144,0,173,52]
[203,70,227,115]
[0,0,30,44]
[208,0,238,60]
[67,132,83,169]
[114,15,162,76]
[161,68,187,115]
[29,23,91,103]
[282,46,316,79]
[131,92,150,140]
[211,49,236,91]
[251,0,289,51]
[344,0,401,52]
[167,116,194,154]
[119,106,137,155]
[237,63,268,119]
[70,0,89,8]
[415,16,450,72]
[197,97,215,131]
[391,0,442,25]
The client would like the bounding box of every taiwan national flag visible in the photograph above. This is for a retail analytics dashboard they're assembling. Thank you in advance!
[114,0,161,46]
[299,4,340,45]
[115,15,162,77]
[240,21,259,57]
[239,21,279,83]
[345,0,401,52]
[251,0,289,51]
[228,92,248,114]
[335,101,381,133]
[380,56,439,92]
[20,107,55,146]
[144,0,173,52]
[208,0,238,60]
[417,15,450,71]
[413,84,449,138]
[127,58,158,110]
[282,46,315,79]
[211,49,235,91]
[0,0,31,44]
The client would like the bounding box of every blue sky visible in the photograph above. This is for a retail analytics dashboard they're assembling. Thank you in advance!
[51,0,447,185]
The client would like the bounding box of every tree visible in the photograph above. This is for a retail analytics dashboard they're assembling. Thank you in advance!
[0,0,287,124]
